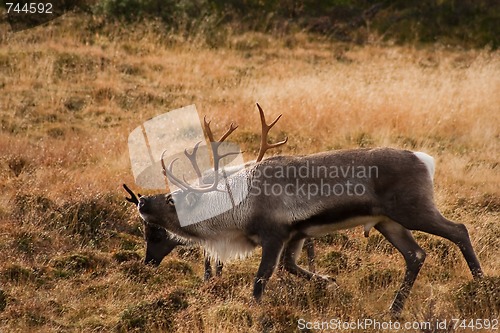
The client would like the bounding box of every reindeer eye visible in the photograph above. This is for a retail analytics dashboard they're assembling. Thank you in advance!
[167,197,175,205]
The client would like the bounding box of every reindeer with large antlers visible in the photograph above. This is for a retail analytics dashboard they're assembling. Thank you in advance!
[137,103,483,316]
[124,104,315,280]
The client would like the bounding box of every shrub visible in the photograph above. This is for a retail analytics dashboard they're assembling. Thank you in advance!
[359,268,400,291]
[12,192,130,246]
[50,252,105,276]
[113,250,141,263]
[1,264,33,283]
[259,306,302,333]
[454,276,500,317]
[320,251,348,275]
[117,289,188,331]
[366,234,395,255]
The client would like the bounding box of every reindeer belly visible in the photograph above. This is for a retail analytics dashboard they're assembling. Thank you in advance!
[299,215,384,238]
[202,232,258,263]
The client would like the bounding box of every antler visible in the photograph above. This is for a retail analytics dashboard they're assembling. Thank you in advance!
[161,104,286,193]
[255,103,288,162]
[123,184,141,205]
[161,120,239,193]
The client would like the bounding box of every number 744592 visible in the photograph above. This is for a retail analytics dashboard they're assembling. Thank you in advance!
[5,2,53,14]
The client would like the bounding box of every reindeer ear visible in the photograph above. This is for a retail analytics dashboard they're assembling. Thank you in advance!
[185,192,200,207]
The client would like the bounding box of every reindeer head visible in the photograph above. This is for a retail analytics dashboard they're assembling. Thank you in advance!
[142,219,180,266]
[123,184,182,265]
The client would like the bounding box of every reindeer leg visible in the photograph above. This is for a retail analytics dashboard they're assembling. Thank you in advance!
[374,220,426,318]
[389,205,483,280]
[282,238,334,284]
[304,238,316,273]
[203,251,213,281]
[215,260,223,277]
[204,255,223,280]
[253,236,285,301]
[282,238,309,277]
[412,214,483,279]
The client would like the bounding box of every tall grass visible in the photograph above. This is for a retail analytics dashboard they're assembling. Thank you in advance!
[0,16,498,332]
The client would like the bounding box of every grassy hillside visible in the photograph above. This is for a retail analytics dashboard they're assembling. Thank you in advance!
[95,0,499,48]
[0,15,499,332]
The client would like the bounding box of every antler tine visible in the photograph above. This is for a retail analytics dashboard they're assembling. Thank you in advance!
[160,150,168,177]
[218,150,240,160]
[259,106,283,129]
[265,137,288,149]
[203,116,215,142]
[218,122,238,142]
[204,116,238,143]
[184,141,203,183]
[161,151,190,191]
[256,103,288,162]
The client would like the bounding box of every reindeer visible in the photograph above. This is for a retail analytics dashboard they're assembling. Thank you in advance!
[137,104,483,316]
[124,106,315,280]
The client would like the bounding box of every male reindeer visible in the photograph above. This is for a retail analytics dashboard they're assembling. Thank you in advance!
[137,104,483,316]
[125,106,315,279]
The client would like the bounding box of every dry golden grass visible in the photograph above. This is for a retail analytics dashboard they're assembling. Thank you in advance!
[0,15,499,332]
